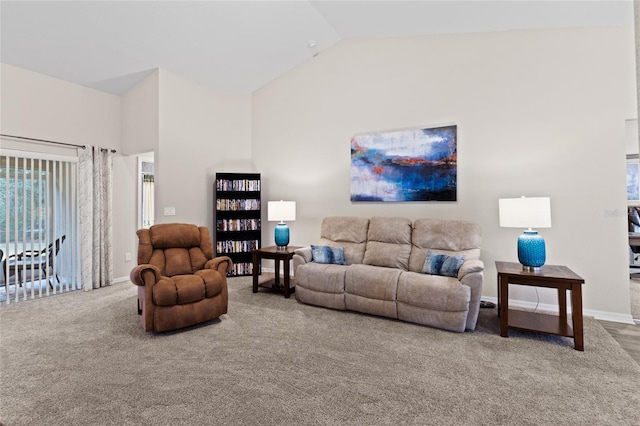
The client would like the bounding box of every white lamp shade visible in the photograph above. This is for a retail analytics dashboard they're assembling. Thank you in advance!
[499,197,551,228]
[267,200,296,222]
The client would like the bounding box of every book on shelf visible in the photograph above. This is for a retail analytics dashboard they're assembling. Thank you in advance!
[216,179,261,192]
[215,199,261,211]
[216,239,259,253]
[216,218,261,232]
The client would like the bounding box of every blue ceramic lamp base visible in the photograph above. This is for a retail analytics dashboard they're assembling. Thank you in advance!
[274,222,290,250]
[517,230,546,273]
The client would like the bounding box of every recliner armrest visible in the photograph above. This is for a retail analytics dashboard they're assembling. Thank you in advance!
[130,264,161,286]
[206,256,233,274]
[458,259,484,280]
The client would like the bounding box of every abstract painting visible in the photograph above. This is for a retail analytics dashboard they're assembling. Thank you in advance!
[351,125,457,201]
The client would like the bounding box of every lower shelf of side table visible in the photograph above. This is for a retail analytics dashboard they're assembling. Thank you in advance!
[255,273,296,293]
[507,309,575,338]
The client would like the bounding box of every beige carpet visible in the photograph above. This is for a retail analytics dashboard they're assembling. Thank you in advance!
[1,277,639,425]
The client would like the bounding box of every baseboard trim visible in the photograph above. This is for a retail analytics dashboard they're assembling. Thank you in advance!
[113,276,130,284]
[481,296,636,325]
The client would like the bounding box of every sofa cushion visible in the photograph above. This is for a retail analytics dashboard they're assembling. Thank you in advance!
[295,262,348,295]
[311,245,346,265]
[294,262,348,310]
[363,217,412,270]
[153,274,209,306]
[422,250,465,277]
[345,264,401,301]
[195,269,225,298]
[319,217,370,265]
[345,264,401,318]
[409,219,481,273]
[397,271,471,312]
[164,248,193,276]
[140,224,212,277]
[150,223,201,249]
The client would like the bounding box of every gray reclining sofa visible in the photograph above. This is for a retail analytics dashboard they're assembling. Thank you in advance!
[293,216,484,332]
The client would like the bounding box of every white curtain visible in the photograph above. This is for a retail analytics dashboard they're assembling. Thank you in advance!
[78,146,113,291]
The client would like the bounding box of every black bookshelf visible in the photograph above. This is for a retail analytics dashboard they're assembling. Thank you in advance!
[214,173,261,276]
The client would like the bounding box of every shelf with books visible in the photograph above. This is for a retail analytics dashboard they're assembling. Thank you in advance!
[214,172,261,277]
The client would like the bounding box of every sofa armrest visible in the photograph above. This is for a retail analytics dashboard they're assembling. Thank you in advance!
[458,259,484,280]
[458,259,484,331]
[295,246,313,263]
[293,246,313,274]
[206,256,233,274]
[130,264,161,286]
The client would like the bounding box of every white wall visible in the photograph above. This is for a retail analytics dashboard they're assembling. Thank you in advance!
[0,63,135,280]
[0,64,121,151]
[121,70,159,156]
[1,24,636,320]
[252,26,637,319]
[156,69,253,234]
[116,70,161,279]
[116,69,253,278]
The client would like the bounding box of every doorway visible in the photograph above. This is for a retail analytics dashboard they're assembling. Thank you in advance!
[626,119,640,321]
[138,154,154,229]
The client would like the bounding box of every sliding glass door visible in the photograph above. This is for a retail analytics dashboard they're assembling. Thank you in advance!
[0,151,80,304]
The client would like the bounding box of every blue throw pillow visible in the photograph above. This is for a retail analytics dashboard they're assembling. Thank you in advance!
[422,250,465,277]
[311,245,346,265]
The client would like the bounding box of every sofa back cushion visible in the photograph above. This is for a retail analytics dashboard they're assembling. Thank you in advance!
[137,223,214,277]
[363,217,412,270]
[319,217,370,265]
[409,219,481,273]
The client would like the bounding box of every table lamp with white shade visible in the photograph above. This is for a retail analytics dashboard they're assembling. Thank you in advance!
[267,200,296,250]
[499,196,552,272]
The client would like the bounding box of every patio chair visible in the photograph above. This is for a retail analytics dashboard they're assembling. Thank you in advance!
[3,236,66,289]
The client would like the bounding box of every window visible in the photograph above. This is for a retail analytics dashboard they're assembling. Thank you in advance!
[0,157,47,247]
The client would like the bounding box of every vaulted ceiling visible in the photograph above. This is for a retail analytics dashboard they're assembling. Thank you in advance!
[0,1,633,95]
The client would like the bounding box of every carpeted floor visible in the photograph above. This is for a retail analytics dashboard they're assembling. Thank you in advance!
[1,277,639,425]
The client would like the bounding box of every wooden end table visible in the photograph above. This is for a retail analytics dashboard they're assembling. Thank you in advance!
[252,246,301,298]
[496,261,585,351]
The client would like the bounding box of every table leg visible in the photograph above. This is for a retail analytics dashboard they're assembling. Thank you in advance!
[274,258,281,286]
[499,275,509,337]
[283,257,291,298]
[558,287,567,323]
[497,272,501,318]
[252,251,259,293]
[571,283,584,351]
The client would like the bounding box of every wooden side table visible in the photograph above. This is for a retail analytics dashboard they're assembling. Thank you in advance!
[496,261,585,351]
[252,246,301,298]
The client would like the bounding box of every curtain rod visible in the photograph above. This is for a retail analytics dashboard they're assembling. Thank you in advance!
[0,133,117,153]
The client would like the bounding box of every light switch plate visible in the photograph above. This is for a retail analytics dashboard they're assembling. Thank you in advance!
[164,207,176,216]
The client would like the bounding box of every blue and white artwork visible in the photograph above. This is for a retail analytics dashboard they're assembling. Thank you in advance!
[350,125,457,202]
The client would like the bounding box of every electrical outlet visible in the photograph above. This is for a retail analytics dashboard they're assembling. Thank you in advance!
[125,252,132,262]
[164,207,176,216]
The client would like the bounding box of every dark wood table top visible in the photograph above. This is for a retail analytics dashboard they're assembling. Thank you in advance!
[253,246,302,256]
[495,261,584,283]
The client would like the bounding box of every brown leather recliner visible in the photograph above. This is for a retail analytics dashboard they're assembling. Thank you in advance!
[130,223,232,332]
